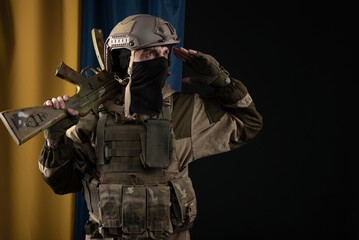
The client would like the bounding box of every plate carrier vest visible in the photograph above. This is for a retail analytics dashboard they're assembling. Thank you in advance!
[82,96,197,239]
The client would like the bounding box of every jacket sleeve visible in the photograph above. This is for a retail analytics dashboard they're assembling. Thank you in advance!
[38,112,98,194]
[190,73,263,160]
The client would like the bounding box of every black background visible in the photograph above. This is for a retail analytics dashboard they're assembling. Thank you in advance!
[182,1,357,240]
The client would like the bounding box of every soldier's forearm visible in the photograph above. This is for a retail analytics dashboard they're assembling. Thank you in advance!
[214,77,263,141]
[213,77,248,105]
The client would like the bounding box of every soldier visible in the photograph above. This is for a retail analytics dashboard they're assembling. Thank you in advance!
[39,14,263,240]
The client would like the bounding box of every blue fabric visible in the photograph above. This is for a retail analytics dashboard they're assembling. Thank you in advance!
[75,1,185,239]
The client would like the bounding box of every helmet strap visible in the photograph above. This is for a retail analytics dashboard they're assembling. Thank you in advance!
[124,50,135,119]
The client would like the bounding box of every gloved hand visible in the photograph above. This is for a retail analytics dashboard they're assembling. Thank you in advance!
[173,47,230,87]
[43,95,79,145]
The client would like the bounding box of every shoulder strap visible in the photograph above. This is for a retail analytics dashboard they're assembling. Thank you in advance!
[161,96,172,120]
[96,111,107,165]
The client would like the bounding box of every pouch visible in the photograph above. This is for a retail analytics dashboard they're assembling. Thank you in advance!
[147,184,172,234]
[122,185,147,234]
[82,174,100,217]
[144,119,170,168]
[170,177,197,230]
[99,184,123,228]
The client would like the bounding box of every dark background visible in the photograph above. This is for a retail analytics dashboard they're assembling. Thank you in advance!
[183,1,357,240]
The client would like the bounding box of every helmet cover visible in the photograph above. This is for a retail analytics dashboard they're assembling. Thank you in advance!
[105,14,180,73]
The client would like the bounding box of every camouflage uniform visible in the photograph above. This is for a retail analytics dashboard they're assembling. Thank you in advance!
[38,15,263,240]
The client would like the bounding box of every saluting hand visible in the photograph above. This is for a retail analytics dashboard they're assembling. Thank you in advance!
[173,47,228,87]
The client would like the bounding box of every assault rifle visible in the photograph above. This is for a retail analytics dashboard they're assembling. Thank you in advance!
[0,62,121,145]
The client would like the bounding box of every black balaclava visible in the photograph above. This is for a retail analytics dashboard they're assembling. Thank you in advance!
[129,57,169,116]
[111,49,131,79]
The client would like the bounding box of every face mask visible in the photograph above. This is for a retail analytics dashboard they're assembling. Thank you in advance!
[129,57,169,116]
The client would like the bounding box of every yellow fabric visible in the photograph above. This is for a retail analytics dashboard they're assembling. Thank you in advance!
[0,0,81,239]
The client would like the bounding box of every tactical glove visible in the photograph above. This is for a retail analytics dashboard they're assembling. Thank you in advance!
[44,115,79,144]
[185,51,230,87]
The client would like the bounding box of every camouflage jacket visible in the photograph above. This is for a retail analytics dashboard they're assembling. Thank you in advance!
[38,75,263,194]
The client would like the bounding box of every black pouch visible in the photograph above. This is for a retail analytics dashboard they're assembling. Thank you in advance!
[170,177,197,230]
[143,119,170,168]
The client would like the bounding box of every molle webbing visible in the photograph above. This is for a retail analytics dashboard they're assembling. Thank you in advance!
[102,123,146,173]
[97,119,177,185]
[96,112,107,165]
[105,124,144,159]
[99,171,179,185]
[84,97,198,237]
[94,96,175,185]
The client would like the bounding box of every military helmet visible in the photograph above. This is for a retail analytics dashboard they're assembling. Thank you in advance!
[105,14,180,73]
